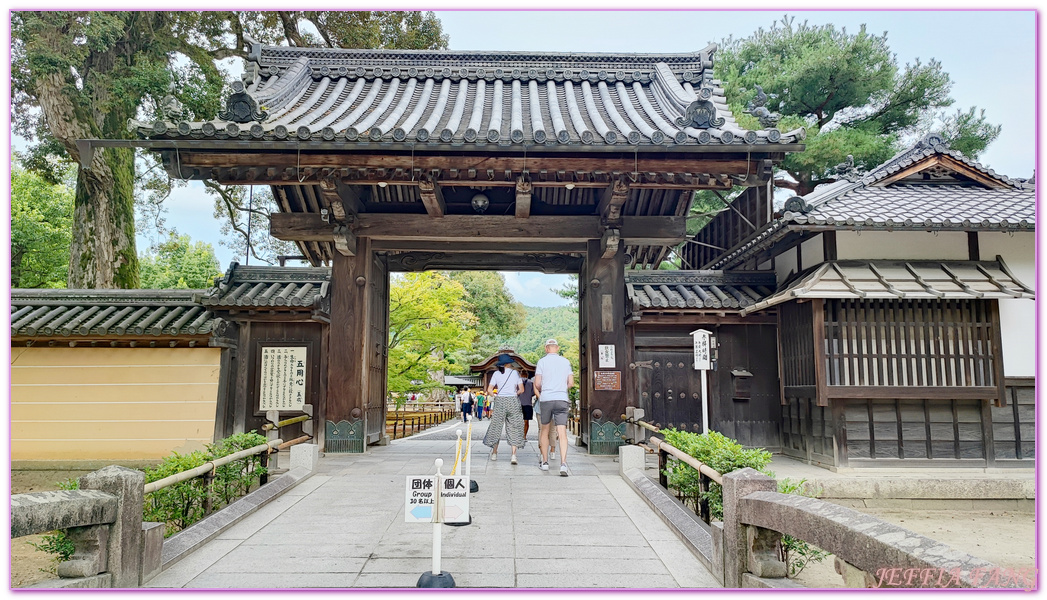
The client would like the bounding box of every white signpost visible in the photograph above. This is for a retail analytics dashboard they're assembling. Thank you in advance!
[690,329,713,434]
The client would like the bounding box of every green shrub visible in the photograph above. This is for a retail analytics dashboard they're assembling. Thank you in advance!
[207,432,269,507]
[660,428,772,520]
[143,450,211,537]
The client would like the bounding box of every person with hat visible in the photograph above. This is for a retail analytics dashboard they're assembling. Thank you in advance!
[534,339,575,476]
[482,353,526,464]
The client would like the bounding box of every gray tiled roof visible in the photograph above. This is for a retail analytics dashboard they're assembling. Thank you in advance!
[131,44,804,150]
[740,259,1035,316]
[11,290,214,338]
[195,263,331,309]
[626,270,776,310]
[706,137,1036,270]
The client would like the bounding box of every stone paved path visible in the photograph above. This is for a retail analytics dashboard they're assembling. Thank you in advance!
[146,419,720,589]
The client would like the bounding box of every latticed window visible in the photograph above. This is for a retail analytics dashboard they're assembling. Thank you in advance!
[823,299,998,388]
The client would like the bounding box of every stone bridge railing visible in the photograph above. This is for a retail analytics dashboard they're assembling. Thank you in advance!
[12,466,158,588]
[620,446,1032,590]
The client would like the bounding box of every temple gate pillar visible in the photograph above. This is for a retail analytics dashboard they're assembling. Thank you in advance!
[582,239,632,454]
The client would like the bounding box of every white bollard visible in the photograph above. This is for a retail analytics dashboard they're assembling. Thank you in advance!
[432,458,443,574]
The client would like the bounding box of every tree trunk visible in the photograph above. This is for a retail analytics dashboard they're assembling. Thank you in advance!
[67,147,140,289]
[11,246,24,288]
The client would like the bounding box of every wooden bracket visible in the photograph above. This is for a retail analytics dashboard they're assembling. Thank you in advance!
[601,228,621,259]
[333,225,357,256]
[417,175,446,217]
[598,176,630,224]
[515,175,533,218]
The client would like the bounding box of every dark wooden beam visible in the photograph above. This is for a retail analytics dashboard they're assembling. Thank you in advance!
[967,231,980,261]
[600,228,621,259]
[387,252,583,273]
[178,152,757,176]
[333,225,357,257]
[515,176,533,219]
[825,385,998,400]
[371,239,589,253]
[417,176,446,218]
[619,216,687,246]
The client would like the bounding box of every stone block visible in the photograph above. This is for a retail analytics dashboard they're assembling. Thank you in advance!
[79,466,145,588]
[710,520,725,586]
[290,443,319,471]
[746,525,786,578]
[29,574,113,588]
[11,489,117,537]
[722,468,777,588]
[618,445,645,476]
[140,522,165,585]
[57,524,109,578]
[835,556,876,588]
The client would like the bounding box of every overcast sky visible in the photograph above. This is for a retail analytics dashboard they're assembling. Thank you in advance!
[9,9,1036,307]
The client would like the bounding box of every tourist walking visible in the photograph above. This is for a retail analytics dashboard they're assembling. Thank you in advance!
[483,354,526,464]
[475,391,485,421]
[458,387,473,422]
[517,373,536,439]
[534,339,574,476]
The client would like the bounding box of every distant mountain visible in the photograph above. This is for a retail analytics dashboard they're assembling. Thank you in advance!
[500,305,578,357]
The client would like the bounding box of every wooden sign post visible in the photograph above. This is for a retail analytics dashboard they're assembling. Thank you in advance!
[690,329,713,434]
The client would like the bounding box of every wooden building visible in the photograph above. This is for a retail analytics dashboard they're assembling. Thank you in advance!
[685,135,1035,468]
[81,42,802,453]
[469,350,537,386]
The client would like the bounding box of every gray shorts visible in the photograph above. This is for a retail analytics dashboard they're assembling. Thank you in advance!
[539,400,570,426]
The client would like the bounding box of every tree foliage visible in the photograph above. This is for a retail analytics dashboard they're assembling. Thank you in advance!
[11,161,75,289]
[138,232,223,289]
[716,15,1000,196]
[387,273,476,394]
[447,271,526,360]
[12,11,448,288]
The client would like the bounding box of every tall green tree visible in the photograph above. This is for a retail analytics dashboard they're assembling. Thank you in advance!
[11,161,75,288]
[447,271,526,360]
[139,233,223,289]
[12,11,448,288]
[716,16,1001,196]
[387,273,476,394]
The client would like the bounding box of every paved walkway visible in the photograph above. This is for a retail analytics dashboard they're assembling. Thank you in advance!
[146,419,720,589]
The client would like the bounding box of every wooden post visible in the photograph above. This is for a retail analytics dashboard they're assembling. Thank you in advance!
[583,239,631,454]
[325,237,374,449]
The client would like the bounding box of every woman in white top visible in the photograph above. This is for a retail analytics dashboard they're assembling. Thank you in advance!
[482,353,526,464]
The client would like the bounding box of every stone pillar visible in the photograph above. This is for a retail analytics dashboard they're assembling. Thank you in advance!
[721,467,777,588]
[78,466,144,589]
[325,238,373,452]
[618,444,646,476]
[582,239,631,454]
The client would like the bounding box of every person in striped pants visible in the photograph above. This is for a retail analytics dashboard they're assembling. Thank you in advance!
[483,353,526,464]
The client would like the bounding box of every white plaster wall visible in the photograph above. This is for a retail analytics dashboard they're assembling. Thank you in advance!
[801,234,825,270]
[978,232,1036,377]
[758,259,772,271]
[775,248,798,285]
[835,231,969,260]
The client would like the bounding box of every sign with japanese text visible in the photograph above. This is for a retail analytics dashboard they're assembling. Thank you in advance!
[690,329,712,371]
[405,476,437,522]
[259,346,307,412]
[598,344,616,369]
[594,371,622,391]
[438,476,469,523]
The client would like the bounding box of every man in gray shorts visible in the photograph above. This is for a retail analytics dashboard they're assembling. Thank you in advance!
[534,339,575,476]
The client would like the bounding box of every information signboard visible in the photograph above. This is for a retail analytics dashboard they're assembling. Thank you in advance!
[593,371,622,391]
[405,476,437,523]
[260,346,307,411]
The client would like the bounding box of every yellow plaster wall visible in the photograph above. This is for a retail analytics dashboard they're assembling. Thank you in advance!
[11,347,220,461]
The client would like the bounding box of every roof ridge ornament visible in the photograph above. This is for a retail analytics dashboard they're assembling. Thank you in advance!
[742,85,781,129]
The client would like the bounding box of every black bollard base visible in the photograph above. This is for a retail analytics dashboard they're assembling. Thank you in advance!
[445,515,471,527]
[469,479,479,493]
[417,571,456,588]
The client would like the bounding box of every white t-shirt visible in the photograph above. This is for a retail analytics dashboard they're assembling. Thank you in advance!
[535,353,572,401]
[489,368,522,397]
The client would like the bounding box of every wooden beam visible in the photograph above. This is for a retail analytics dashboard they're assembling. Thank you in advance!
[825,385,998,400]
[598,177,630,223]
[515,176,533,219]
[417,176,446,218]
[619,216,687,246]
[177,151,756,176]
[387,252,583,273]
[371,239,588,253]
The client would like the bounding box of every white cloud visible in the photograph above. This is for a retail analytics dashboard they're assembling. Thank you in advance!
[499,272,572,308]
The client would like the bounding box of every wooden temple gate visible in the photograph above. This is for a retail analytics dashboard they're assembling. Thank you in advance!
[85,43,802,453]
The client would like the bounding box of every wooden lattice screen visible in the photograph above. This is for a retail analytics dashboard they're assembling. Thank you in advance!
[824,299,998,388]
[684,185,771,269]
[779,300,816,389]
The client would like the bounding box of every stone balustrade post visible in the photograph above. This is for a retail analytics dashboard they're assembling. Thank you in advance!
[721,468,778,587]
[78,466,145,588]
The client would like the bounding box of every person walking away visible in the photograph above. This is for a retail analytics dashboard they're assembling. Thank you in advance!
[483,354,526,464]
[534,339,574,476]
[459,387,473,422]
[475,391,485,421]
[518,373,536,439]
